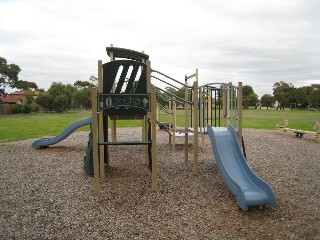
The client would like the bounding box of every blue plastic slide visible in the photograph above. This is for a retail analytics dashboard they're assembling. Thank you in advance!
[31,117,92,149]
[207,125,276,211]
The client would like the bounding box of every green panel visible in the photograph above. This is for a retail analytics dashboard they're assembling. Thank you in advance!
[97,93,150,112]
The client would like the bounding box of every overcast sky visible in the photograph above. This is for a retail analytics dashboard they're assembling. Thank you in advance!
[1,0,319,97]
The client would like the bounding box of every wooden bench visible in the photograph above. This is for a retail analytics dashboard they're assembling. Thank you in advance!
[277,127,320,139]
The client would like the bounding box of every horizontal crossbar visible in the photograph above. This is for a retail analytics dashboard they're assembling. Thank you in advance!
[98,141,151,146]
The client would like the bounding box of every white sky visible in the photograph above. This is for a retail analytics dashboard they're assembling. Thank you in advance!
[1,0,319,97]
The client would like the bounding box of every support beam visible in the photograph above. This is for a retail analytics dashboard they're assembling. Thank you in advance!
[91,87,100,192]
[151,87,158,191]
[172,99,176,150]
[98,60,105,178]
[237,82,243,145]
[226,83,231,126]
[109,45,117,142]
[146,60,152,170]
[184,75,189,163]
[193,69,199,176]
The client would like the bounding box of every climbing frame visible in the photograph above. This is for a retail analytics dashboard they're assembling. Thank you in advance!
[91,46,157,192]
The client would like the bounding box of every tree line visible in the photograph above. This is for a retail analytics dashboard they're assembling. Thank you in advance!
[242,82,320,110]
[1,56,96,113]
[1,56,319,113]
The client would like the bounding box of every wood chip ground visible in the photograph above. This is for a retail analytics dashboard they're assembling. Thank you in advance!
[1,128,319,239]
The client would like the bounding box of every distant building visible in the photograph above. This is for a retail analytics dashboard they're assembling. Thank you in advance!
[0,90,42,114]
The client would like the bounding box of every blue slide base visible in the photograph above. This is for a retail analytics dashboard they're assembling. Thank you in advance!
[207,125,276,211]
[31,117,92,149]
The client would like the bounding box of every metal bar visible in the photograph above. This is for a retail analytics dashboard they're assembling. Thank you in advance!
[151,76,181,90]
[98,141,152,145]
[156,87,193,105]
[157,102,172,114]
[151,69,190,88]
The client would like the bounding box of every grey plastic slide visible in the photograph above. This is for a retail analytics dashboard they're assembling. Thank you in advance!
[32,117,92,149]
[207,125,276,211]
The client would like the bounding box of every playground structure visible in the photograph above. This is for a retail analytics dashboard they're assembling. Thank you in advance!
[32,46,276,210]
[276,120,320,139]
[153,73,243,151]
[88,47,158,192]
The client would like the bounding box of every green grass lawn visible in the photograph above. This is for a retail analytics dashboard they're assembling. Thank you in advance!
[0,109,319,143]
[0,110,91,143]
[242,109,319,131]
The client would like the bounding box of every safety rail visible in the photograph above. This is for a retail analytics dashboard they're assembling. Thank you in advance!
[151,69,191,89]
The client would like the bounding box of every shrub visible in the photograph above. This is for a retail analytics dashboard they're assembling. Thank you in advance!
[11,104,22,114]
[21,104,32,113]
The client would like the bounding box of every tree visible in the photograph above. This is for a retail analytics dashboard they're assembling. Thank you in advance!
[260,94,274,109]
[308,84,320,108]
[13,80,38,91]
[36,82,76,112]
[36,93,54,112]
[0,57,21,88]
[89,75,98,86]
[296,86,312,108]
[52,94,69,113]
[273,81,295,110]
[47,82,76,111]
[73,88,91,110]
[242,85,259,108]
[73,80,93,110]
[74,80,93,89]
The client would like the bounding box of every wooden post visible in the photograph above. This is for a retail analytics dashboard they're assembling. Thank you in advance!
[237,82,243,145]
[91,87,100,192]
[227,83,231,126]
[184,76,189,163]
[222,85,227,127]
[168,100,172,145]
[193,69,199,176]
[146,60,152,170]
[156,105,159,130]
[172,99,176,150]
[97,60,105,178]
[142,116,148,165]
[207,90,212,126]
[109,45,117,142]
[151,87,158,191]
[142,49,148,159]
[199,86,203,132]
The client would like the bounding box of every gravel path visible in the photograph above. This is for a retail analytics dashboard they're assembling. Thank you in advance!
[1,128,319,239]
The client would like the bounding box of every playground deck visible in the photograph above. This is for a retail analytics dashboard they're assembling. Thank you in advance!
[1,128,319,239]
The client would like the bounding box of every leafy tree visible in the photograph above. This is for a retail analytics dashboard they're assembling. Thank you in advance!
[260,94,274,109]
[273,81,296,109]
[73,88,91,110]
[47,82,76,111]
[14,80,38,91]
[36,93,54,111]
[36,82,76,112]
[296,86,312,108]
[74,80,92,89]
[308,84,320,108]
[242,85,259,108]
[73,80,93,110]
[0,57,21,88]
[52,94,69,113]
